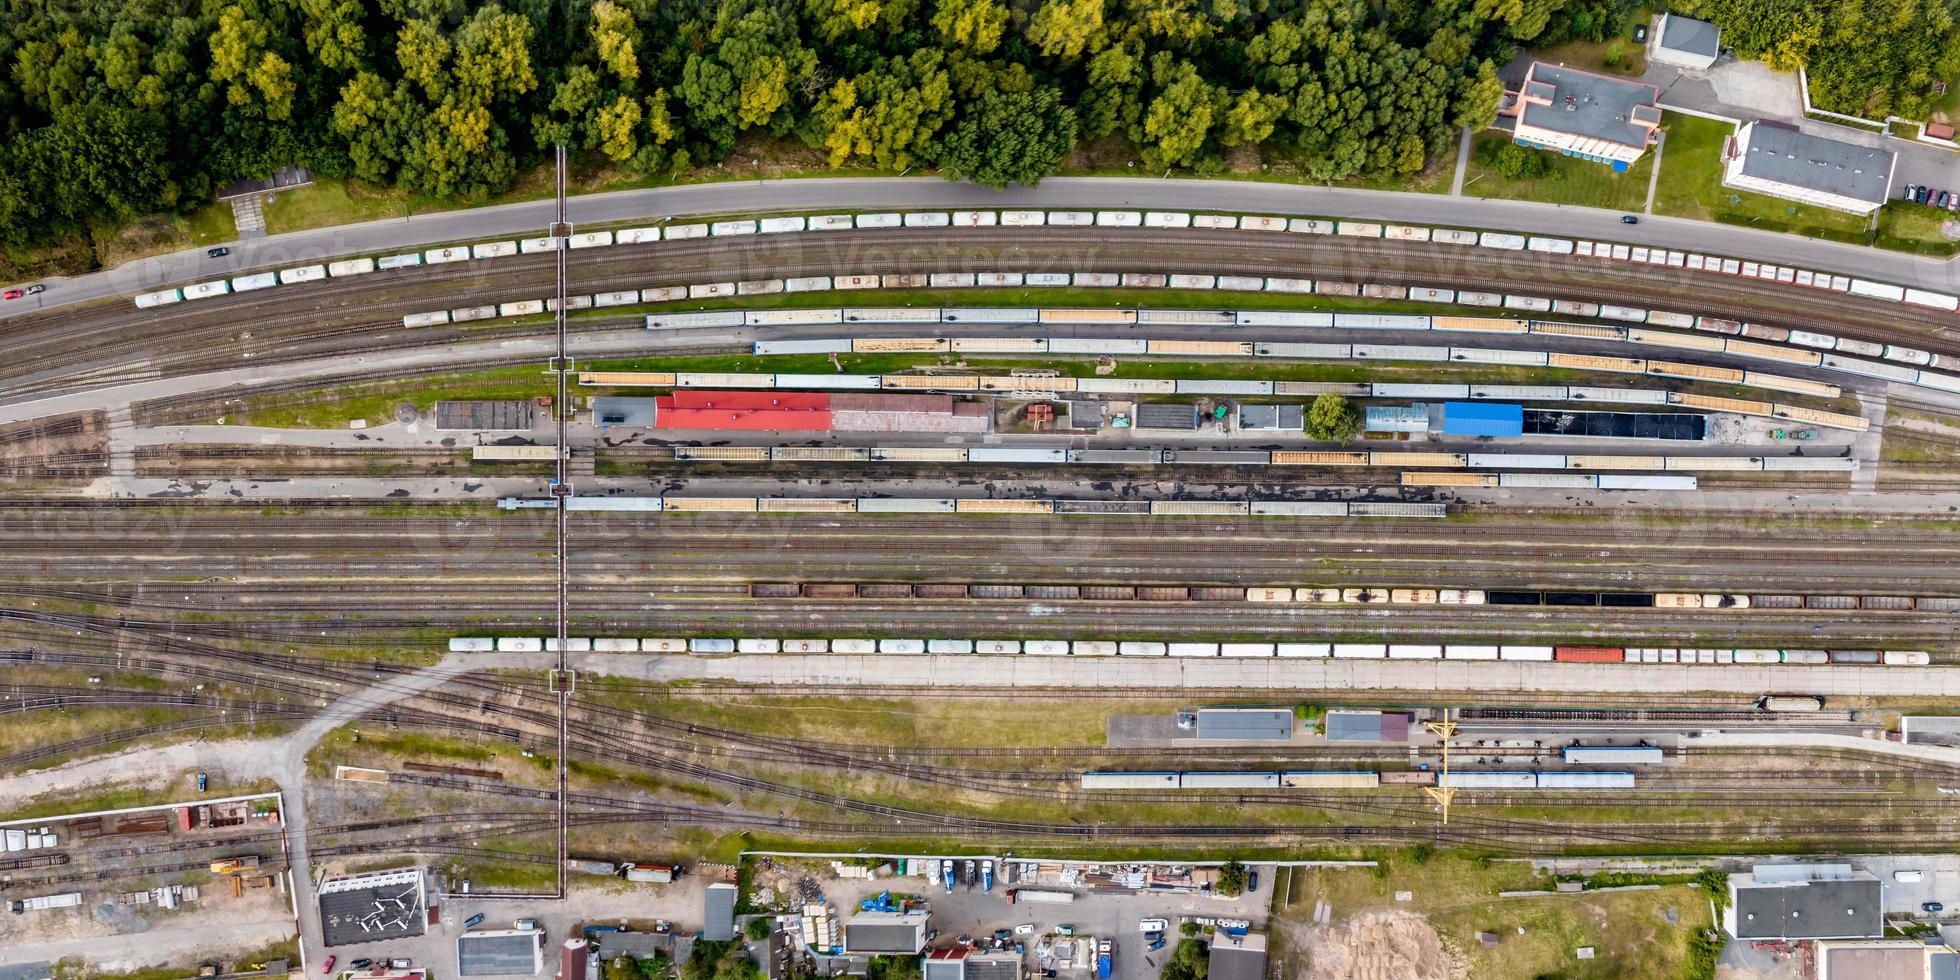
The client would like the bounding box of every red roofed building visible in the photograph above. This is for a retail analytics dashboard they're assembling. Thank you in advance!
[650,389,989,433]
[654,390,834,431]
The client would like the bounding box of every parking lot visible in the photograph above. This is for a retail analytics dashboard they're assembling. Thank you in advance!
[817,864,1274,980]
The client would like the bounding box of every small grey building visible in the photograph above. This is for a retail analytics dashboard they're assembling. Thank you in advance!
[1135,403,1199,430]
[592,396,658,428]
[1324,710,1412,743]
[1207,932,1267,980]
[1654,13,1720,70]
[1193,708,1294,742]
[456,930,546,977]
[1238,404,1303,430]
[842,912,929,954]
[704,883,738,942]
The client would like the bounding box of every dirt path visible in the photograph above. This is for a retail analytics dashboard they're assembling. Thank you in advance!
[1282,910,1457,980]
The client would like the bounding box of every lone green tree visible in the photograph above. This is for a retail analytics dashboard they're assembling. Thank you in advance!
[1305,393,1362,442]
[1160,938,1210,980]
[1216,860,1248,896]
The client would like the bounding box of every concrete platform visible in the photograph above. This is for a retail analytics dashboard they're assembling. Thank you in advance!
[578,653,1960,698]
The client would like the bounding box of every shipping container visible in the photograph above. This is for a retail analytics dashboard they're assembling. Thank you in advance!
[1080,772,1180,789]
[1276,643,1331,658]
[1553,646,1625,663]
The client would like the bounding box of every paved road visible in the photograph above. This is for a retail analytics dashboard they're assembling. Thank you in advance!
[13,176,1957,315]
[586,653,1960,698]
[277,653,508,969]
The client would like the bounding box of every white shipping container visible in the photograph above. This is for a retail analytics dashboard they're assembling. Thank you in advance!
[1146,212,1193,228]
[951,210,997,226]
[1047,210,1094,226]
[1096,210,1143,227]
[1119,642,1168,656]
[928,640,973,654]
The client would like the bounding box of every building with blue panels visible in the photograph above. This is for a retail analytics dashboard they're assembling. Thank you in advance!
[1442,402,1524,437]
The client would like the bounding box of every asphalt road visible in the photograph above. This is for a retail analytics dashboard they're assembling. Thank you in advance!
[12,177,1958,315]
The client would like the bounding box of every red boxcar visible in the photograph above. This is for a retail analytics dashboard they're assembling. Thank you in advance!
[1553,646,1626,663]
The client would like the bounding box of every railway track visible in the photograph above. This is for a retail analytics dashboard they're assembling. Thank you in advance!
[7,227,1960,403]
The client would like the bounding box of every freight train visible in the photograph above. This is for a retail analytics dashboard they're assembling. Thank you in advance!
[447,635,1931,665]
[743,581,1953,613]
[132,210,1957,361]
[1078,770,1636,790]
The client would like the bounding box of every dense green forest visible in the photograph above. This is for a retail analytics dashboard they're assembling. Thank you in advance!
[0,0,1953,252]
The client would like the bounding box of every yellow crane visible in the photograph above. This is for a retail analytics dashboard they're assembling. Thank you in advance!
[1423,719,1458,824]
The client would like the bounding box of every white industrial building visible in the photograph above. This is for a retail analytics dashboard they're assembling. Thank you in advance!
[1723,121,1896,215]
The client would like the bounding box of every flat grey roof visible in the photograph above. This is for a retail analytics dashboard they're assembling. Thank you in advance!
[1733,878,1883,939]
[1207,936,1267,980]
[923,960,964,980]
[593,396,658,427]
[965,955,1021,980]
[1239,405,1302,429]
[704,883,738,942]
[1324,710,1383,742]
[1660,14,1720,58]
[1519,63,1659,150]
[1136,403,1198,429]
[1933,949,1960,980]
[457,932,542,977]
[844,923,923,953]
[1194,709,1294,741]
[1738,123,1894,204]
[318,880,427,948]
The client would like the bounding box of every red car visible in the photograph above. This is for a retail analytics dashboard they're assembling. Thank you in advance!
[2,289,21,300]
[321,956,336,974]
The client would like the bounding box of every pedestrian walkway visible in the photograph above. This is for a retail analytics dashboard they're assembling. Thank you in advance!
[230,194,266,238]
[1450,127,1473,196]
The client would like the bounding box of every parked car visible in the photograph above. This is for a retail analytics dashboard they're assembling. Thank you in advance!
[464,913,485,928]
[1620,215,1638,224]
[1896,870,1925,883]
[1941,190,1952,208]
[349,961,372,970]
[1633,25,1647,42]
[1014,924,1036,935]
[1925,902,1945,914]
[1907,183,1920,200]
[320,957,336,975]
[1918,186,1932,204]
[1139,918,1169,932]
[207,246,230,258]
[196,771,207,792]
[1147,937,1167,953]
[1247,870,1260,893]
[388,960,411,970]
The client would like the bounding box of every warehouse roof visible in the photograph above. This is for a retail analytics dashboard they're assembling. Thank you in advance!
[843,912,929,953]
[1518,63,1661,150]
[1729,866,1882,940]
[1194,708,1294,742]
[457,930,545,977]
[704,883,738,942]
[1442,401,1523,437]
[1735,122,1894,206]
[1658,14,1720,59]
